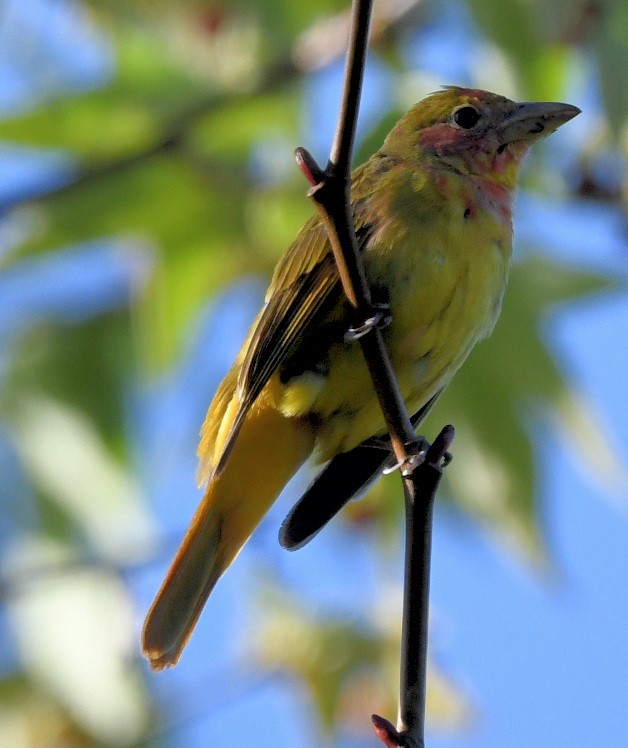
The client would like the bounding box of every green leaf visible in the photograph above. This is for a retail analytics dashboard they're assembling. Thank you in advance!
[12,154,252,366]
[591,0,628,133]
[3,311,134,452]
[253,591,472,735]
[189,88,301,161]
[9,394,155,561]
[0,24,212,161]
[465,0,542,89]
[3,534,150,743]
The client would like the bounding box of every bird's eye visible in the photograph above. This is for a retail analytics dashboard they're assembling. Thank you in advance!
[453,106,480,129]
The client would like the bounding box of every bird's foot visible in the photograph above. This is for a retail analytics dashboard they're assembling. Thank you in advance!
[382,437,429,476]
[344,303,392,342]
[382,434,452,476]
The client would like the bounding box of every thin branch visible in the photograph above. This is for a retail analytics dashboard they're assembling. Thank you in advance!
[296,0,417,469]
[396,427,454,745]
[329,0,372,172]
[294,0,455,745]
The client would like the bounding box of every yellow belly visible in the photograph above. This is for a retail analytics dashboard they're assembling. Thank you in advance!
[277,192,511,463]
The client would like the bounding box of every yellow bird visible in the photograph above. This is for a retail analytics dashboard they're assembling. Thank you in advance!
[142,87,579,670]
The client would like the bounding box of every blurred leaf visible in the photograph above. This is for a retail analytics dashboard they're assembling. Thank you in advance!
[0,24,212,162]
[465,0,542,90]
[189,89,300,161]
[591,0,628,133]
[14,154,254,366]
[254,598,379,730]
[84,0,350,47]
[3,311,134,452]
[542,0,628,134]
[9,395,156,561]
[245,187,316,264]
[253,591,471,737]
[0,675,98,748]
[15,156,241,254]
[3,534,150,744]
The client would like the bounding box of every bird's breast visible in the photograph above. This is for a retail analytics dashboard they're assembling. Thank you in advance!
[279,168,513,460]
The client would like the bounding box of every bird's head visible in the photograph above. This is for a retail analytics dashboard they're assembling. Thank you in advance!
[382,87,580,188]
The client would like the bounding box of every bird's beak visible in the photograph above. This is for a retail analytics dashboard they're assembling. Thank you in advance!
[498,101,581,145]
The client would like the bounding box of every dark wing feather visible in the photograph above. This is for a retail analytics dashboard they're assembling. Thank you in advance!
[279,390,443,550]
[239,247,339,411]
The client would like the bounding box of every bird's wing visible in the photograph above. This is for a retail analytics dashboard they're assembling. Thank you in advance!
[238,218,342,409]
[213,179,376,475]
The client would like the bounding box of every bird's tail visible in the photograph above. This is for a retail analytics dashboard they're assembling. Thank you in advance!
[142,385,315,670]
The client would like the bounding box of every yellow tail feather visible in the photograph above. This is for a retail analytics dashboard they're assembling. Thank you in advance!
[142,389,315,670]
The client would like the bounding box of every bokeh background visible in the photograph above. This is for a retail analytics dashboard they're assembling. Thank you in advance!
[0,0,627,746]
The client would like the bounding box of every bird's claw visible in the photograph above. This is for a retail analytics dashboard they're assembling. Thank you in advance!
[383,452,424,476]
[382,437,451,476]
[345,303,392,342]
[382,438,428,476]
[440,450,453,467]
